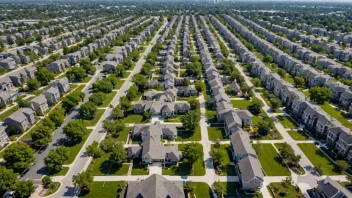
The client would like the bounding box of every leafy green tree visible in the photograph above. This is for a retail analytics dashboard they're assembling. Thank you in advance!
[72,171,94,190]
[111,105,124,119]
[126,85,139,100]
[336,160,349,172]
[109,144,127,165]
[294,77,305,88]
[27,78,40,91]
[194,80,205,93]
[251,78,261,87]
[49,109,65,127]
[181,111,200,131]
[66,67,86,82]
[15,180,34,198]
[79,101,97,120]
[277,68,287,77]
[62,93,84,113]
[281,177,293,194]
[269,97,281,111]
[214,181,226,197]
[42,176,52,188]
[103,120,126,136]
[63,120,88,143]
[184,182,196,195]
[36,68,54,85]
[114,65,125,78]
[89,92,106,106]
[42,117,56,131]
[86,141,104,159]
[264,55,274,63]
[4,143,35,172]
[258,121,271,136]
[0,166,18,193]
[182,77,191,86]
[100,138,116,153]
[31,125,53,147]
[309,86,332,104]
[44,146,69,173]
[119,96,132,111]
[182,143,202,166]
[140,63,153,75]
[248,98,263,115]
[132,74,147,89]
[187,97,200,110]
[92,79,113,93]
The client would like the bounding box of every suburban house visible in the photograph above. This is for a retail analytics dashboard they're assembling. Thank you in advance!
[0,57,17,70]
[316,177,352,198]
[46,59,69,73]
[44,86,60,105]
[0,76,14,91]
[4,108,36,132]
[0,125,9,147]
[0,90,18,106]
[133,100,190,118]
[28,95,49,116]
[48,77,70,94]
[125,174,185,198]
[127,122,181,165]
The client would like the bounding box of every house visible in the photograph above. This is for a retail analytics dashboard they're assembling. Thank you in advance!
[0,126,9,147]
[230,128,256,162]
[48,77,70,93]
[236,154,264,192]
[44,86,60,105]
[28,95,49,116]
[316,177,352,198]
[0,57,17,70]
[46,59,69,73]
[0,77,14,91]
[228,81,241,95]
[4,108,36,132]
[125,174,185,198]
[133,101,190,117]
[334,130,352,157]
[176,86,198,96]
[0,90,18,107]
[102,61,118,72]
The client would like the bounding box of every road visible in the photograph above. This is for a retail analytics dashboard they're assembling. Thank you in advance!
[49,17,167,198]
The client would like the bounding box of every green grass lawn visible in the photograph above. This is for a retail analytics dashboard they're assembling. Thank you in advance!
[84,109,105,126]
[259,93,271,106]
[231,99,251,109]
[320,103,352,130]
[88,152,129,176]
[163,144,205,176]
[269,182,302,198]
[81,76,93,83]
[211,144,236,176]
[64,129,93,164]
[283,74,295,85]
[253,144,291,176]
[0,105,19,121]
[208,126,227,140]
[287,130,309,141]
[99,91,117,107]
[164,114,183,122]
[205,109,217,123]
[175,126,202,141]
[114,127,131,142]
[221,182,263,197]
[131,158,148,175]
[302,89,310,98]
[123,71,131,78]
[79,181,126,198]
[122,114,146,123]
[74,84,86,93]
[298,143,342,175]
[45,182,61,196]
[52,167,69,176]
[115,80,125,89]
[276,115,298,129]
[189,182,214,198]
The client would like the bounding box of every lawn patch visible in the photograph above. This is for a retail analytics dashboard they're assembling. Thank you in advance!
[122,114,146,124]
[189,182,214,198]
[45,182,61,196]
[231,99,251,109]
[175,126,201,141]
[211,144,236,176]
[115,80,125,89]
[0,105,19,121]
[269,182,302,198]
[84,109,105,126]
[298,143,342,175]
[320,103,352,130]
[88,152,129,176]
[81,76,93,83]
[205,109,217,123]
[276,115,298,129]
[64,129,93,164]
[114,127,131,142]
[131,158,148,175]
[52,167,69,176]
[287,130,309,141]
[253,144,291,176]
[78,181,126,198]
[207,126,227,140]
[99,91,117,107]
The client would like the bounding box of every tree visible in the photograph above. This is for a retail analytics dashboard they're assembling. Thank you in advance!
[36,68,54,85]
[66,67,86,82]
[119,96,132,111]
[63,120,88,143]
[111,105,124,119]
[214,181,226,197]
[309,86,332,104]
[132,74,147,89]
[86,141,103,159]
[181,111,200,131]
[248,98,263,115]
[92,79,113,93]
[258,121,271,136]
[194,80,205,93]
[0,166,18,193]
[4,143,35,172]
[103,120,126,136]
[100,138,116,153]
[89,92,106,106]
[205,96,214,109]
[187,97,199,110]
[182,143,202,166]
[109,144,127,165]
[31,125,53,147]
[140,63,153,75]
[294,77,305,88]
[27,78,40,91]
[49,109,65,127]
[264,54,273,63]
[182,77,191,86]
[79,101,97,120]
[245,43,254,51]
[211,150,224,168]
[72,171,94,190]
[277,68,287,77]
[336,160,349,172]
[184,182,196,194]
[281,177,293,194]
[315,164,324,175]
[44,146,69,173]
[269,97,281,111]
[62,93,84,113]
[15,180,34,198]
[114,65,125,78]
[126,85,139,100]
[42,176,52,188]
[251,78,261,87]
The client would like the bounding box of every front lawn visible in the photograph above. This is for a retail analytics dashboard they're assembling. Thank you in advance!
[276,115,298,129]
[64,129,93,164]
[84,109,105,126]
[231,99,251,109]
[287,130,309,141]
[51,167,69,176]
[81,76,93,83]
[114,127,131,142]
[78,181,126,198]
[175,126,201,141]
[88,152,129,176]
[163,144,205,176]
[211,144,236,176]
[99,91,117,107]
[164,114,182,122]
[189,182,214,198]
[320,103,352,130]
[207,126,227,140]
[122,114,146,124]
[45,182,61,196]
[297,143,342,175]
[253,144,291,176]
[221,182,263,197]
[131,158,148,175]
[205,109,217,123]
[0,105,19,121]
[268,182,303,198]
[114,80,125,90]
